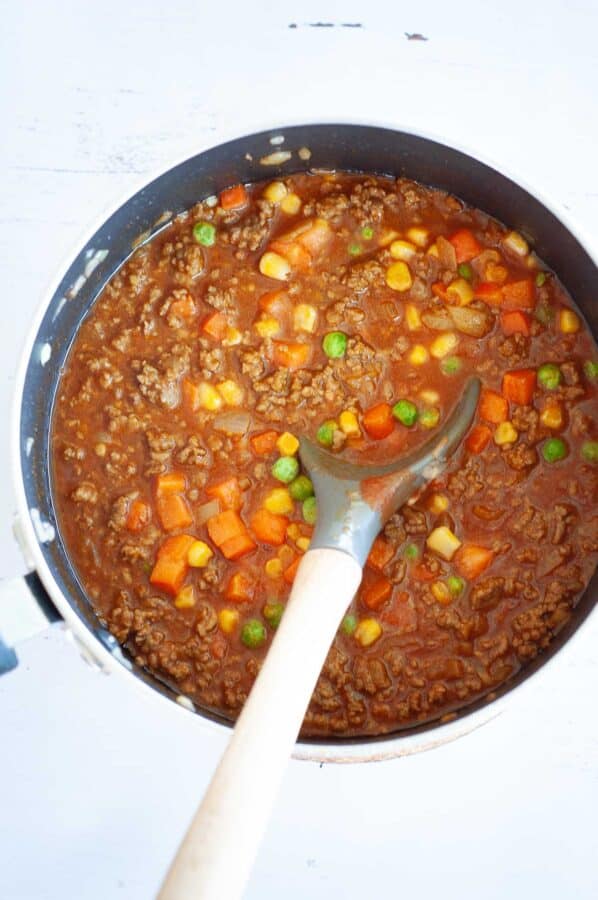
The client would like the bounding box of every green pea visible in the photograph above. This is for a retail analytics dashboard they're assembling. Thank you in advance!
[302,496,318,525]
[289,475,314,501]
[584,360,598,380]
[404,543,419,561]
[581,441,598,463]
[535,302,555,325]
[537,363,562,390]
[241,619,266,649]
[447,575,465,596]
[441,356,462,376]
[323,331,348,358]
[316,420,336,447]
[420,408,440,429]
[272,456,300,484]
[392,399,418,427]
[341,614,357,636]
[193,221,216,246]
[542,437,568,463]
[361,226,374,240]
[457,263,473,281]
[263,602,285,629]
[348,243,362,256]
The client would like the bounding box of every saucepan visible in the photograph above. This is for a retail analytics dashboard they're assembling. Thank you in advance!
[3,122,598,764]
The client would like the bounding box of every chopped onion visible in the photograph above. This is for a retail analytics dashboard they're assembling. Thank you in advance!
[196,499,220,525]
[437,235,457,270]
[213,410,252,435]
[448,305,492,337]
[260,151,292,166]
[421,310,454,331]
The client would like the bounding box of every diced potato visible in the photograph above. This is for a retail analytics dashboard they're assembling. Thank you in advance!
[188,540,214,568]
[277,431,299,455]
[405,303,421,331]
[265,558,284,578]
[216,379,244,406]
[280,192,302,215]
[339,410,360,436]
[540,403,563,430]
[430,332,459,359]
[503,230,529,256]
[420,389,440,404]
[218,608,240,633]
[406,226,429,248]
[494,421,518,445]
[255,315,281,338]
[354,617,382,647]
[293,303,317,333]
[409,344,429,365]
[559,309,580,333]
[447,278,474,306]
[222,326,242,346]
[431,581,452,605]
[428,493,449,515]
[264,488,294,515]
[296,536,311,552]
[390,239,417,261]
[259,251,291,281]
[198,382,223,411]
[378,228,399,247]
[386,261,413,292]
[263,181,288,204]
[426,526,462,561]
[175,585,196,609]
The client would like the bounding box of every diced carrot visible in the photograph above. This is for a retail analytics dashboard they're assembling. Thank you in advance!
[501,279,535,310]
[169,292,196,319]
[156,493,193,531]
[210,635,228,660]
[182,378,201,412]
[270,239,312,271]
[207,510,247,548]
[454,545,494,580]
[473,281,504,305]
[250,508,289,546]
[500,309,531,336]
[362,576,393,610]
[465,424,492,455]
[149,534,195,596]
[363,403,394,440]
[502,368,536,405]
[126,499,151,532]
[411,563,436,582]
[250,430,279,456]
[219,184,248,210]
[283,555,301,584]
[449,228,482,263]
[201,311,228,340]
[479,389,509,424]
[272,341,311,369]
[225,571,254,603]
[206,477,242,511]
[156,471,186,496]
[219,532,257,561]
[380,592,417,631]
[432,282,449,301]
[366,536,394,572]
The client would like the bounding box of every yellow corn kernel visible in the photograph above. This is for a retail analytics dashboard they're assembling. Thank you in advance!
[494,421,518,445]
[427,243,440,258]
[286,523,302,542]
[430,332,459,359]
[259,251,291,281]
[280,192,302,214]
[421,407,440,429]
[339,410,360,436]
[216,379,244,406]
[293,303,317,333]
[254,315,281,338]
[426,526,462,561]
[378,228,399,247]
[428,493,449,515]
[503,230,529,257]
[447,277,474,306]
[405,303,421,331]
[407,226,429,247]
[264,487,294,515]
[277,431,299,455]
[174,584,196,609]
[187,540,214,568]
[263,181,288,204]
[265,558,284,579]
[409,344,429,366]
[218,608,240,634]
[222,326,242,346]
[386,261,413,292]
[420,389,440,404]
[277,544,294,567]
[355,617,382,647]
[559,309,580,334]
[431,581,452,605]
[296,536,311,552]
[198,382,223,411]
[390,239,417,261]
[540,403,563,430]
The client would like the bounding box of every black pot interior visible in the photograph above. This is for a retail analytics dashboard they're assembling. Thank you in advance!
[20,124,598,744]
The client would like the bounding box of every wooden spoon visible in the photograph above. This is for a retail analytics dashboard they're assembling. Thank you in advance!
[158,377,480,900]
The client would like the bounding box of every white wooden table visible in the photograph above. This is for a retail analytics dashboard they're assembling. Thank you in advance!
[2,2,597,898]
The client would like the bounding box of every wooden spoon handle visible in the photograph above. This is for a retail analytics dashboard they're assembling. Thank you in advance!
[157,547,363,900]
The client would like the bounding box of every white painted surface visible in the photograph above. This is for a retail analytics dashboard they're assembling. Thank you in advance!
[1,2,597,898]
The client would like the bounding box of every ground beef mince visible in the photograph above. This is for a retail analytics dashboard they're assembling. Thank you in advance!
[51,173,598,738]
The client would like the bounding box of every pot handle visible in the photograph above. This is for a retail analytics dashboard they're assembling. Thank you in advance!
[0,572,62,674]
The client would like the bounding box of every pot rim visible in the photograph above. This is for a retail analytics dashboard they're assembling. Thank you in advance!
[12,117,598,763]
